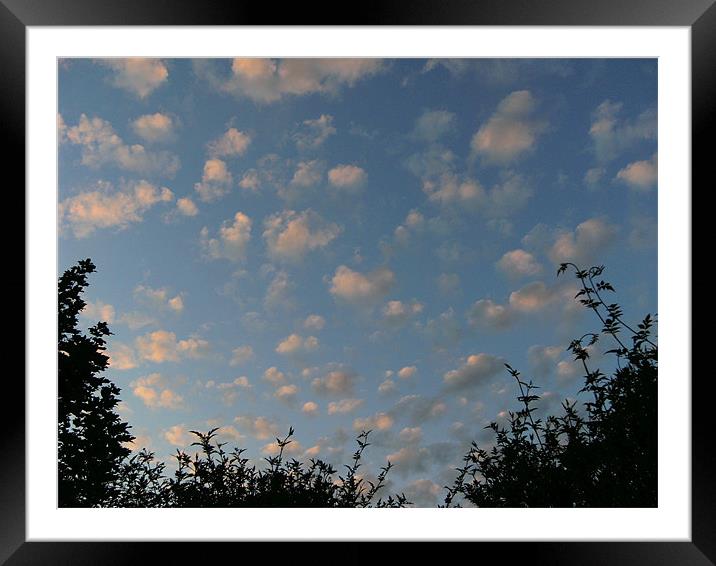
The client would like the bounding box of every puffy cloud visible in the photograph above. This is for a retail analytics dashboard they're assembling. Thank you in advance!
[508,281,558,313]
[234,415,280,440]
[59,179,174,238]
[275,333,319,354]
[290,160,324,188]
[264,270,293,310]
[437,273,461,295]
[329,265,395,305]
[391,394,447,424]
[412,109,456,143]
[194,159,233,202]
[584,167,606,187]
[81,300,115,323]
[443,354,504,390]
[615,153,657,191]
[422,172,532,217]
[327,164,366,191]
[527,345,564,378]
[238,170,260,191]
[398,366,417,380]
[200,211,252,262]
[175,197,198,217]
[274,384,299,404]
[353,412,394,432]
[263,366,286,385]
[99,58,168,98]
[61,114,180,176]
[382,300,424,325]
[548,217,618,265]
[378,379,396,395]
[130,373,183,409]
[399,427,423,443]
[393,209,425,245]
[164,424,191,447]
[312,370,357,396]
[303,314,326,331]
[423,308,463,350]
[470,91,546,163]
[263,209,341,262]
[327,398,364,415]
[293,114,336,151]
[497,249,542,278]
[135,330,209,363]
[133,285,184,313]
[230,345,254,366]
[404,479,443,507]
[302,401,319,416]
[207,127,252,158]
[262,439,302,456]
[589,100,657,162]
[201,58,383,103]
[131,113,175,143]
[466,299,514,330]
[107,342,138,370]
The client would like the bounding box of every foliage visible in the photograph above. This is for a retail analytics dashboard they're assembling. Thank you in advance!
[105,428,409,508]
[58,259,134,507]
[444,264,657,508]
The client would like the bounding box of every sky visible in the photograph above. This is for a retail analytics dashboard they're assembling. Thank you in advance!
[58,58,657,507]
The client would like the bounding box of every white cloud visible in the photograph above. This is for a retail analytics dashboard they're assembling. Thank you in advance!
[230,345,254,366]
[412,109,456,143]
[497,249,542,278]
[207,127,252,158]
[200,211,252,262]
[130,373,183,409]
[81,300,116,323]
[327,164,366,191]
[135,330,209,363]
[163,424,191,447]
[397,366,418,380]
[327,398,364,415]
[131,113,175,143]
[274,384,299,404]
[589,100,657,162]
[302,401,319,416]
[238,170,261,191]
[548,217,618,265]
[194,159,233,202]
[378,379,396,395]
[382,300,424,325]
[353,412,394,432]
[329,265,395,305]
[61,114,180,176]
[107,342,138,370]
[508,281,558,313]
[293,114,336,150]
[233,416,280,440]
[202,58,383,103]
[290,160,324,188]
[175,197,199,217]
[466,299,514,330]
[263,366,286,385]
[263,209,341,262]
[470,90,546,163]
[275,333,319,354]
[59,179,174,238]
[99,58,168,98]
[615,153,657,191]
[303,314,326,331]
[443,354,504,390]
[312,370,356,395]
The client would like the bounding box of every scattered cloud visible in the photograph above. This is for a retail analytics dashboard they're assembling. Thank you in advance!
[263,209,341,262]
[327,398,364,415]
[163,424,191,447]
[470,90,547,163]
[302,401,319,416]
[175,197,199,217]
[234,415,280,440]
[303,314,326,331]
[547,217,618,265]
[230,345,254,366]
[131,112,176,143]
[275,333,319,354]
[207,127,252,158]
[81,300,116,324]
[329,265,395,305]
[134,285,184,313]
[263,366,286,385]
[312,369,357,396]
[327,164,366,191]
[615,153,657,191]
[589,100,656,162]
[98,58,168,98]
[131,373,184,409]
[412,109,456,143]
[60,114,179,176]
[466,299,514,330]
[443,354,504,391]
[497,249,542,278]
[194,159,233,202]
[353,412,394,432]
[397,366,417,380]
[135,329,209,363]
[59,179,174,238]
[293,114,336,151]
[382,300,424,325]
[200,211,252,262]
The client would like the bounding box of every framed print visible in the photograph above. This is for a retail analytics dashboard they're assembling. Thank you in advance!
[6,0,710,563]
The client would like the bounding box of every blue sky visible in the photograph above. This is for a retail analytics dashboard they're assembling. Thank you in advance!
[58,58,657,506]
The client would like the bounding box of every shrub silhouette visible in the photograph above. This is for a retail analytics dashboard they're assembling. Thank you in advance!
[106,427,409,507]
[58,259,134,507]
[444,264,657,507]
[58,259,408,508]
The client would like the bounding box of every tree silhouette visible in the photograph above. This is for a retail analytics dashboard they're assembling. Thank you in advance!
[58,259,133,507]
[444,264,657,507]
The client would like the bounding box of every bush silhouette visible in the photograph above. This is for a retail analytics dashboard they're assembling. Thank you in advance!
[58,259,408,508]
[444,264,657,507]
[58,259,134,507]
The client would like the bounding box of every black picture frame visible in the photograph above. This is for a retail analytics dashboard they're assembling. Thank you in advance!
[5,0,709,563]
